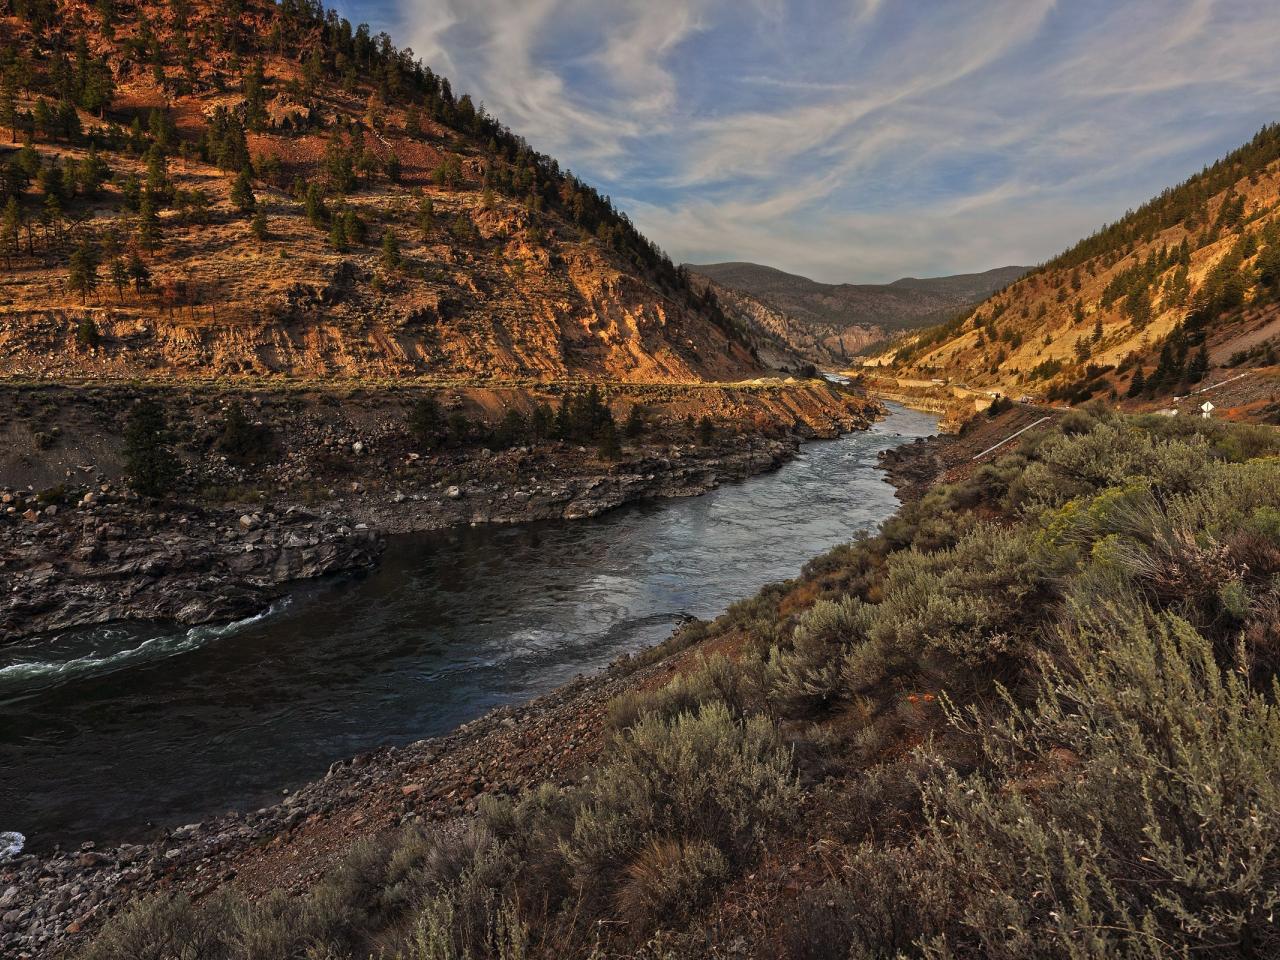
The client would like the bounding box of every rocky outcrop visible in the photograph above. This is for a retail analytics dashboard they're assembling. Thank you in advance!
[352,435,800,533]
[1,491,383,640]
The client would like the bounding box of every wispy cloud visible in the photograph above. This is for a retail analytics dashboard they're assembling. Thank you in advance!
[361,0,1280,282]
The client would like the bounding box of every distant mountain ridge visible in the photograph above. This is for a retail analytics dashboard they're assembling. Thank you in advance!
[688,261,1028,368]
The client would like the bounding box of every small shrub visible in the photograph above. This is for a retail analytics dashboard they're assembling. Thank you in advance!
[766,597,867,718]
[564,702,797,915]
[615,839,728,932]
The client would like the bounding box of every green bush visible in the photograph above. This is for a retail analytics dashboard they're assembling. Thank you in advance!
[865,523,1056,675]
[766,597,867,718]
[905,607,1280,958]
[563,702,797,914]
[608,654,748,731]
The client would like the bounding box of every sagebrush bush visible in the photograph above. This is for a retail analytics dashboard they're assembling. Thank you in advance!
[608,654,748,731]
[834,607,1280,959]
[564,702,797,913]
[766,597,867,718]
[864,522,1056,676]
[614,838,728,932]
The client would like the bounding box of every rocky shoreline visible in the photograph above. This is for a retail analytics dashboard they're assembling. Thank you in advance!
[2,434,805,643]
[0,432,821,957]
[2,379,879,642]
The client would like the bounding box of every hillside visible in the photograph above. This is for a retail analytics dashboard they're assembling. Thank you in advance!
[0,0,762,384]
[878,125,1280,419]
[690,261,1027,367]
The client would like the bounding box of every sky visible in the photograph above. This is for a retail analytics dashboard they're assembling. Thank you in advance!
[338,0,1280,283]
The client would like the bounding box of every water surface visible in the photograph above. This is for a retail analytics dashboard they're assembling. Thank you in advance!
[1,404,936,853]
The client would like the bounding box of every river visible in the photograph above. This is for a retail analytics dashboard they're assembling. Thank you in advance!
[0,403,936,855]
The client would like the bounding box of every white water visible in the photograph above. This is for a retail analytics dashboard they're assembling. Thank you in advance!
[0,831,23,860]
[0,601,289,688]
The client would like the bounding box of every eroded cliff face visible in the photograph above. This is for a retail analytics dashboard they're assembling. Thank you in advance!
[0,195,757,383]
[706,279,884,369]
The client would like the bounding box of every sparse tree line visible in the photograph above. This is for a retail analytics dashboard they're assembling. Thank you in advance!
[408,387,646,461]
[406,388,721,463]
[1039,121,1280,274]
[107,388,718,499]
[900,155,1280,399]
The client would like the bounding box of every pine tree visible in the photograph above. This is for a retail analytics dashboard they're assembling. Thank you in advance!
[1126,366,1146,398]
[329,214,348,251]
[1,197,20,266]
[1187,344,1209,384]
[404,104,423,138]
[1091,317,1103,343]
[597,419,621,460]
[494,409,526,449]
[110,256,128,301]
[0,72,17,143]
[341,209,363,245]
[381,228,401,269]
[137,192,159,248]
[1125,288,1152,330]
[624,405,645,441]
[123,398,179,497]
[697,415,714,446]
[304,184,327,227]
[127,250,151,293]
[33,98,53,140]
[416,197,434,240]
[67,237,100,303]
[76,314,101,348]
[250,209,268,241]
[531,402,555,440]
[409,396,444,449]
[43,193,63,245]
[230,168,256,213]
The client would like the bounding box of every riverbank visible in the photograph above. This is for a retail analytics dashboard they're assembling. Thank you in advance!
[0,405,933,959]
[877,400,1063,499]
[1,434,804,640]
[2,380,879,641]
